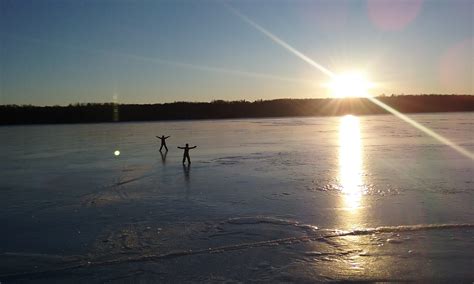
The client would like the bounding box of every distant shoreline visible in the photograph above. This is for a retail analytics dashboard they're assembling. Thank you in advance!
[1,95,473,125]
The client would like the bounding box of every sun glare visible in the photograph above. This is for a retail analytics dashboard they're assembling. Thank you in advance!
[339,115,364,211]
[327,71,374,98]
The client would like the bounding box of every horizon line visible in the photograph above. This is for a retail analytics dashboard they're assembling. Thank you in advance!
[1,94,473,107]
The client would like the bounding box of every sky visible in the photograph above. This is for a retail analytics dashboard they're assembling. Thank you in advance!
[0,0,472,106]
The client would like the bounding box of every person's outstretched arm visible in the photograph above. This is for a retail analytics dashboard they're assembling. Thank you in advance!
[177,146,184,149]
[190,146,197,149]
[165,136,170,139]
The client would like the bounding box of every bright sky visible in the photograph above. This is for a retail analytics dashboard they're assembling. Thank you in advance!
[0,0,472,105]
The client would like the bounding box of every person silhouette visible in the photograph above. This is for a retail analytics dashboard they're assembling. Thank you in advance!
[178,143,197,164]
[156,135,170,151]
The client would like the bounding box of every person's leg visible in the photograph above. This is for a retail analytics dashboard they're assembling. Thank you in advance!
[164,144,168,151]
[182,154,186,164]
[160,144,163,151]
[187,154,191,164]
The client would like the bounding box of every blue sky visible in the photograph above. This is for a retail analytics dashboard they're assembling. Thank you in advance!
[0,0,472,105]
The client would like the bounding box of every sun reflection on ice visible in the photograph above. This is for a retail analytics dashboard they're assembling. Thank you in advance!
[339,115,364,211]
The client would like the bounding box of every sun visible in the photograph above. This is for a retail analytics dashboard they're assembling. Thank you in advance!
[326,71,374,98]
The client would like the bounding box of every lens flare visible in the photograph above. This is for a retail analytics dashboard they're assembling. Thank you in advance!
[226,5,474,161]
[367,97,474,160]
[223,3,335,78]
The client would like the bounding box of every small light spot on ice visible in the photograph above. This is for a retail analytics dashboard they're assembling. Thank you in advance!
[114,150,120,156]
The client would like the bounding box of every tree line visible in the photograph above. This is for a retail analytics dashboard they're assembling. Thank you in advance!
[1,95,473,125]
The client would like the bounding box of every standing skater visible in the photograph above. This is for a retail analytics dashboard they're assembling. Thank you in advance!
[156,135,170,151]
[178,143,197,164]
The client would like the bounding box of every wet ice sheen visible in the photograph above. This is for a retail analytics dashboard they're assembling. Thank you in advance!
[1,218,473,281]
[0,113,473,281]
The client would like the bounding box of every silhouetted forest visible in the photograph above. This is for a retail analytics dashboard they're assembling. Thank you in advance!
[1,95,473,125]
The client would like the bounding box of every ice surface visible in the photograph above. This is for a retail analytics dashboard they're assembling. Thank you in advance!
[0,113,473,281]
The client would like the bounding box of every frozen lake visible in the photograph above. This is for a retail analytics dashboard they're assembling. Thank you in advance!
[1,113,473,281]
